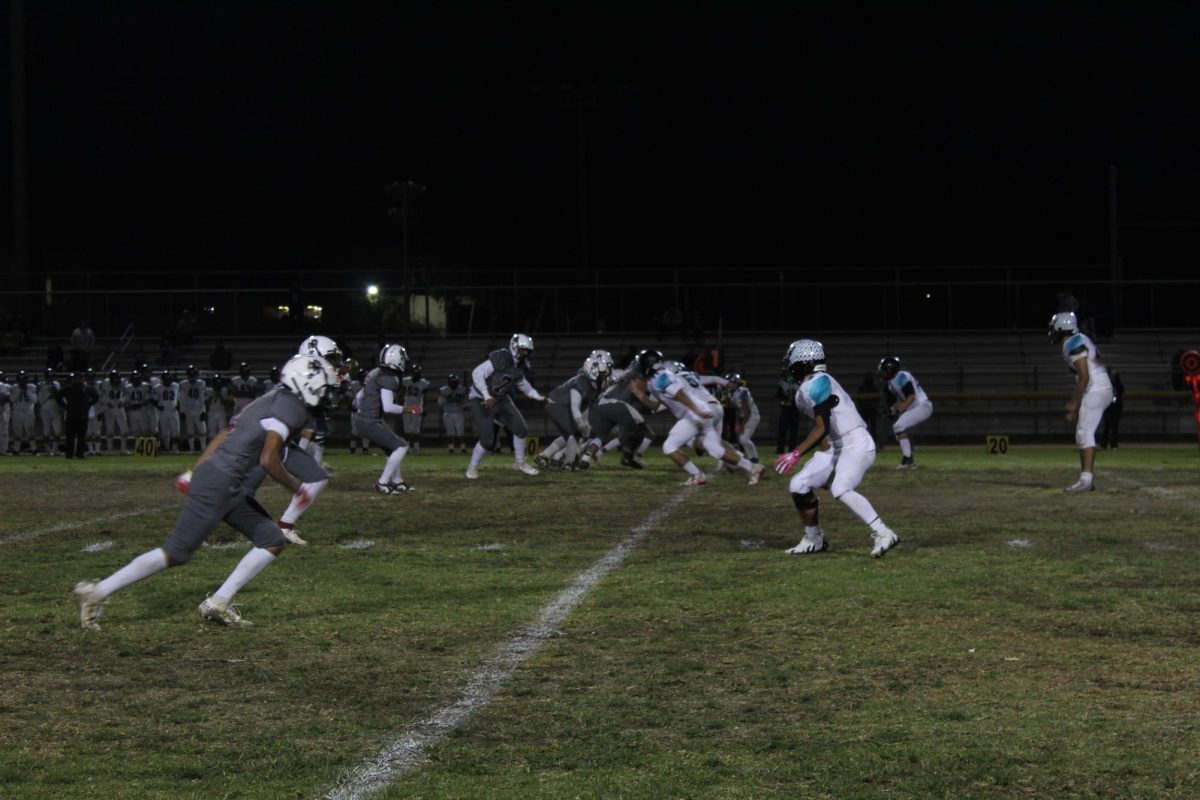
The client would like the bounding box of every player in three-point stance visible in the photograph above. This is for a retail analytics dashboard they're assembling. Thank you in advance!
[1049,311,1113,492]
[465,333,545,479]
[878,355,933,469]
[73,355,341,630]
[537,350,613,470]
[775,339,899,558]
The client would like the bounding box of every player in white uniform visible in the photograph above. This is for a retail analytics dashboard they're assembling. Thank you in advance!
[99,370,129,454]
[647,362,765,486]
[10,371,37,454]
[179,366,208,453]
[124,372,154,440]
[878,356,934,469]
[725,372,760,463]
[401,365,431,453]
[36,369,64,455]
[230,363,260,416]
[1049,311,1113,492]
[0,371,12,455]
[205,374,231,438]
[83,370,103,454]
[141,364,162,439]
[154,370,182,453]
[774,339,899,558]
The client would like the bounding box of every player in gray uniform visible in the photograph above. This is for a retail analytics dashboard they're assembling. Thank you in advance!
[351,343,415,493]
[154,370,181,453]
[400,364,431,452]
[179,365,208,453]
[0,371,11,455]
[437,373,469,454]
[99,370,129,453]
[124,372,154,440]
[11,371,38,454]
[37,369,64,455]
[465,333,546,479]
[580,350,662,469]
[73,355,340,630]
[537,351,612,470]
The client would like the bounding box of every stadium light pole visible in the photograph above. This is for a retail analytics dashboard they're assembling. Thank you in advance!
[385,180,425,338]
[9,0,30,287]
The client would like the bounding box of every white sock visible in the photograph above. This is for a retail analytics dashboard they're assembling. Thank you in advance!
[213,547,277,603]
[542,437,565,459]
[734,456,754,473]
[804,525,822,538]
[564,436,580,463]
[514,437,527,463]
[604,438,620,452]
[97,548,169,599]
[637,437,652,455]
[1080,471,1094,484]
[837,490,887,532]
[306,440,325,464]
[280,479,327,525]
[682,460,701,476]
[379,445,408,484]
[900,439,913,458]
[469,442,488,468]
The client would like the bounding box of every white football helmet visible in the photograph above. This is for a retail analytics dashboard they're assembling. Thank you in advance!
[784,339,826,380]
[589,349,615,371]
[379,344,409,372]
[299,335,343,366]
[583,353,612,382]
[280,355,339,409]
[509,333,534,363]
[1048,312,1078,342]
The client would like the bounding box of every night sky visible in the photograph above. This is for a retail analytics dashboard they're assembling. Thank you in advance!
[3,1,1199,276]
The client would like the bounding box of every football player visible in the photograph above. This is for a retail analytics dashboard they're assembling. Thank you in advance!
[345,367,369,454]
[154,370,181,453]
[580,350,660,469]
[352,344,415,493]
[204,373,231,439]
[179,365,208,453]
[465,333,546,478]
[878,356,933,469]
[124,371,154,441]
[37,368,64,456]
[100,370,129,454]
[84,369,103,454]
[647,362,765,486]
[537,350,612,470]
[401,363,430,453]
[726,372,761,463]
[10,371,37,454]
[295,335,345,466]
[230,362,260,416]
[0,371,11,455]
[438,373,469,454]
[73,355,340,630]
[775,339,899,558]
[1049,311,1114,492]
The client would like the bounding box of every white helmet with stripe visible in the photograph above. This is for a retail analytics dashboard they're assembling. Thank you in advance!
[280,355,339,409]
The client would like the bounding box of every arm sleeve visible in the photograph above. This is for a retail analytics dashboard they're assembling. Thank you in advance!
[380,388,406,415]
[472,361,494,399]
[517,377,543,401]
[569,388,585,427]
[697,375,728,388]
[260,417,289,439]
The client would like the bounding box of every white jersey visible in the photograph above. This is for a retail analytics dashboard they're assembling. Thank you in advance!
[101,380,126,410]
[179,379,207,413]
[1061,333,1112,396]
[730,385,759,419]
[36,380,61,410]
[12,383,37,413]
[886,370,930,406]
[123,382,151,410]
[153,381,180,410]
[793,370,866,445]
[648,369,721,422]
[204,382,231,412]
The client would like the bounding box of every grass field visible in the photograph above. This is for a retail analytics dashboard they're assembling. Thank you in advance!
[1,443,1199,799]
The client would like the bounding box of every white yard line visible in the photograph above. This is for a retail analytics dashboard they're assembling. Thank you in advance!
[0,505,179,546]
[1096,470,1188,501]
[322,488,691,800]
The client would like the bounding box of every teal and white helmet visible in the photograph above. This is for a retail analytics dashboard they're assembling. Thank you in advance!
[1048,312,1078,342]
[784,339,826,380]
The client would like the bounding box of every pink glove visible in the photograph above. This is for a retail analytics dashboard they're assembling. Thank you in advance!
[294,483,315,511]
[774,450,802,475]
[173,470,192,496]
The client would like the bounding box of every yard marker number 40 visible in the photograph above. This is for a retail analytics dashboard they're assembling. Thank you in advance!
[986,435,1009,455]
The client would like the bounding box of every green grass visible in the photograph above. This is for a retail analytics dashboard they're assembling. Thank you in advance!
[1,444,1199,799]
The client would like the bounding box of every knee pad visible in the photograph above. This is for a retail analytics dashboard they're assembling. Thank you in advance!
[791,491,819,512]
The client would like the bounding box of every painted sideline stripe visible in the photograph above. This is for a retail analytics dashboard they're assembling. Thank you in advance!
[0,505,179,546]
[322,488,691,800]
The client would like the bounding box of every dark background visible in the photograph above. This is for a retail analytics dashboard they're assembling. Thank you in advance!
[2,1,1199,278]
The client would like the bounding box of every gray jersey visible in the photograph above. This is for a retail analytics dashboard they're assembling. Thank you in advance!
[402,376,431,410]
[474,349,530,400]
[205,387,309,485]
[599,372,653,412]
[438,383,468,413]
[356,367,402,420]
[548,372,600,407]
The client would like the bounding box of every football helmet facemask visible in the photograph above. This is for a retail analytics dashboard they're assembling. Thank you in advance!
[509,333,535,364]
[280,355,340,409]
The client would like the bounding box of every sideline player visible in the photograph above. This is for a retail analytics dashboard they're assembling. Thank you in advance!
[774,339,899,558]
[73,355,340,630]
[352,343,415,493]
[179,366,208,453]
[438,373,469,454]
[401,363,430,453]
[205,373,231,440]
[154,370,181,453]
[37,368,64,456]
[0,371,11,455]
[647,362,764,486]
[11,371,38,454]
[465,333,545,478]
[878,356,933,469]
[99,370,129,454]
[1049,311,1113,492]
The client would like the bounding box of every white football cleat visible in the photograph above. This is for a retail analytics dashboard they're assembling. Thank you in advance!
[198,596,252,628]
[1064,479,1095,493]
[512,461,539,476]
[748,463,766,486]
[73,581,106,630]
[785,533,828,554]
[682,473,708,487]
[388,481,415,492]
[279,525,308,546]
[465,465,479,479]
[871,528,899,558]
